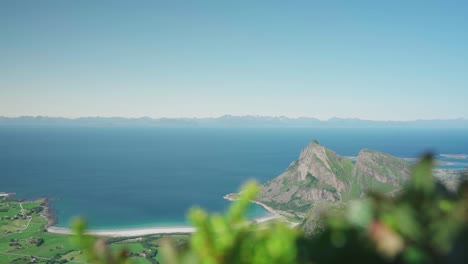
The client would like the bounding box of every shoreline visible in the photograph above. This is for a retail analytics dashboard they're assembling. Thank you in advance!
[47,225,196,237]
[46,197,283,237]
[222,193,285,221]
[46,213,280,237]
[41,197,57,227]
[0,192,16,198]
[46,211,280,237]
[5,190,285,238]
[1,192,56,227]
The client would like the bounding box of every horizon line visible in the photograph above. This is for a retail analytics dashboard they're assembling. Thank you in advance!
[1,115,467,123]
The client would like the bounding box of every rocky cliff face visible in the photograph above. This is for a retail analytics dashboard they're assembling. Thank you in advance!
[353,149,411,192]
[257,141,411,215]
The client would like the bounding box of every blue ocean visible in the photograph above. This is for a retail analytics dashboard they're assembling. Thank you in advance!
[1,126,467,229]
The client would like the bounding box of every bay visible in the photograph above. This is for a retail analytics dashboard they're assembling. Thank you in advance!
[1,126,467,228]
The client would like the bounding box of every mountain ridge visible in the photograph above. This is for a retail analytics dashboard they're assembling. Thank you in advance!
[1,116,468,128]
[256,141,412,217]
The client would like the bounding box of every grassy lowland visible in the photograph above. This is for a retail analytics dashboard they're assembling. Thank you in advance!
[0,196,190,264]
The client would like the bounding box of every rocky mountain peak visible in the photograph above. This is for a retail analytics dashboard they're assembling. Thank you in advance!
[299,140,323,159]
[256,140,411,216]
[296,140,333,181]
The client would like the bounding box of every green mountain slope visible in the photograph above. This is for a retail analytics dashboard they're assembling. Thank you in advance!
[256,141,411,217]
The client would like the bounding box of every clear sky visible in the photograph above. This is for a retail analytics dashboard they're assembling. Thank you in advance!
[1,0,467,120]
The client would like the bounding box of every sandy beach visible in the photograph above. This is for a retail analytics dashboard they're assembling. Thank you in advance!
[223,193,282,216]
[45,195,289,237]
[46,214,284,237]
[46,212,284,237]
[47,226,196,237]
[250,214,282,223]
[47,202,285,237]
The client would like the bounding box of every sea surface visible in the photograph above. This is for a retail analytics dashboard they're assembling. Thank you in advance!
[1,126,467,229]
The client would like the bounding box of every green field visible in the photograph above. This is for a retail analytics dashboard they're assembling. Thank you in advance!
[0,203,22,218]
[0,197,190,263]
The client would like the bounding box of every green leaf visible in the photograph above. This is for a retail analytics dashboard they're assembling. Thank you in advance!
[409,154,435,194]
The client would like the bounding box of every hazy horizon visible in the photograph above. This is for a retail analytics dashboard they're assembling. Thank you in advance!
[1,114,468,122]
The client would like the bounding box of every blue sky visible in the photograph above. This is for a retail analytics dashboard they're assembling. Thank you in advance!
[1,0,467,120]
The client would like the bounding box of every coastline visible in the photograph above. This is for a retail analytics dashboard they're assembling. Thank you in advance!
[1,191,196,237]
[46,196,283,237]
[40,197,57,227]
[1,192,56,227]
[0,192,16,198]
[222,193,285,221]
[46,209,281,237]
[47,226,196,237]
[46,213,281,237]
[4,190,285,238]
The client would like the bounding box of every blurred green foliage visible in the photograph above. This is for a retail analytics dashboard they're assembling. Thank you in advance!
[73,155,468,264]
[299,155,468,264]
[72,219,132,264]
[162,181,299,264]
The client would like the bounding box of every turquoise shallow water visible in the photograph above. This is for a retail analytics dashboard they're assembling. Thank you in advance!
[1,126,467,228]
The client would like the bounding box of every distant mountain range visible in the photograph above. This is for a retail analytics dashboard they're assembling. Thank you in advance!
[1,115,467,128]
